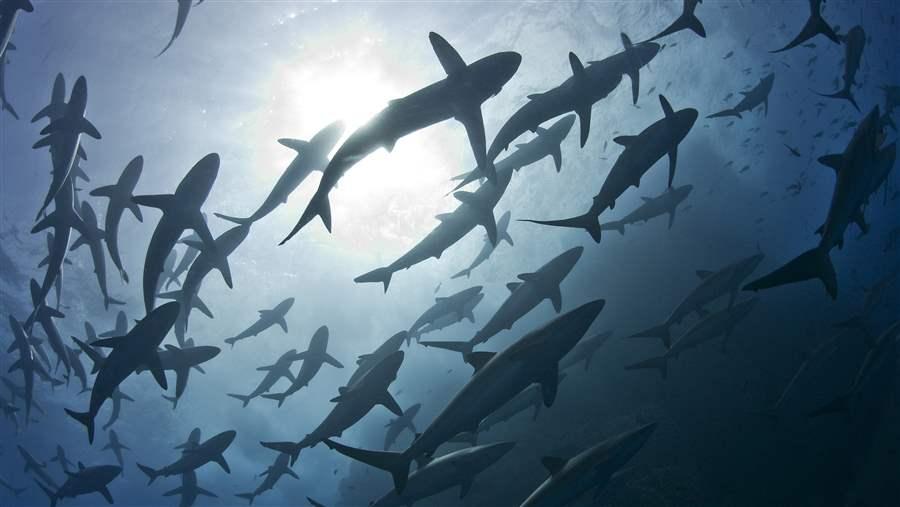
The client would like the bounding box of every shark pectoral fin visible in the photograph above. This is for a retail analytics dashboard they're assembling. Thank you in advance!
[323,353,344,369]
[277,138,310,153]
[550,145,562,172]
[174,367,189,398]
[193,295,214,319]
[540,364,560,406]
[99,486,114,504]
[459,479,474,499]
[852,209,869,235]
[548,287,562,313]
[456,104,489,179]
[212,454,231,473]
[69,234,88,251]
[540,456,567,475]
[276,317,288,333]
[429,32,466,75]
[668,208,677,229]
[613,135,637,147]
[147,353,168,391]
[666,146,678,188]
[659,94,675,119]
[91,336,127,348]
[192,216,233,289]
[286,468,300,480]
[78,118,101,139]
[379,392,403,416]
[132,194,174,211]
[197,487,217,498]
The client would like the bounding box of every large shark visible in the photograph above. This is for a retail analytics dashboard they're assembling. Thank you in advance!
[135,153,232,312]
[262,326,344,407]
[487,34,658,162]
[383,403,421,451]
[0,0,32,63]
[66,302,178,443]
[281,33,521,241]
[370,442,515,507]
[771,0,839,53]
[346,331,409,388]
[646,0,706,42]
[745,108,895,299]
[452,211,514,279]
[224,297,294,348]
[235,452,298,505]
[422,247,583,356]
[138,430,236,484]
[522,95,698,242]
[228,350,300,407]
[355,118,573,291]
[261,350,405,465]
[216,121,345,225]
[816,26,865,111]
[626,298,759,378]
[519,423,657,507]
[89,155,143,283]
[324,300,605,491]
[411,292,485,342]
[408,286,484,341]
[36,462,121,507]
[631,252,764,347]
[600,184,693,234]
[707,73,775,119]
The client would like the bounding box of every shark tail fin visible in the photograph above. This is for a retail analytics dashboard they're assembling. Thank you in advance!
[35,479,56,507]
[213,213,254,226]
[743,247,837,300]
[679,6,706,38]
[816,88,860,112]
[628,322,673,349]
[520,213,602,243]
[281,193,332,244]
[323,439,411,493]
[137,463,159,485]
[260,441,302,466]
[808,394,851,418]
[706,108,742,119]
[64,408,95,444]
[354,267,393,293]
[2,99,19,120]
[224,337,239,348]
[235,493,255,505]
[227,393,253,408]
[624,355,669,380]
[260,393,288,408]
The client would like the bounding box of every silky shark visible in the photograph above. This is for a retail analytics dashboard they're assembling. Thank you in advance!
[135,153,232,312]
[136,342,220,408]
[70,200,119,308]
[478,374,568,434]
[0,0,32,63]
[355,118,572,291]
[228,350,300,407]
[707,73,775,119]
[816,26,865,111]
[66,302,178,443]
[626,298,759,378]
[102,388,134,431]
[138,429,236,484]
[103,429,129,471]
[36,462,121,507]
[370,442,515,507]
[452,211,514,279]
[25,279,71,375]
[18,444,58,489]
[423,247,583,356]
[90,155,143,283]
[519,423,657,507]
[346,331,409,388]
[487,34,658,162]
[745,108,895,299]
[523,95,698,242]
[646,0,706,42]
[216,121,345,225]
[632,252,763,348]
[50,444,74,473]
[324,300,604,491]
[262,326,343,407]
[0,48,18,120]
[771,0,839,53]
[560,330,614,371]
[281,32,521,241]
[600,184,693,235]
[160,249,181,291]
[160,428,218,507]
[159,223,251,344]
[408,285,484,341]
[159,0,202,56]
[383,403,421,451]
[66,345,89,392]
[451,114,576,192]
[235,452,298,505]
[166,233,201,290]
[411,293,485,341]
[32,76,100,221]
[261,350,405,465]
[224,297,294,348]
[7,316,48,423]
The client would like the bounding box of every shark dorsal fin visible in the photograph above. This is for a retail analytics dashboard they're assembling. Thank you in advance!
[659,95,675,119]
[541,456,566,475]
[506,282,522,292]
[818,154,843,172]
[429,32,466,76]
[568,52,587,82]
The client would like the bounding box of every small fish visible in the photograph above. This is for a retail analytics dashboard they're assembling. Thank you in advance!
[723,51,734,59]
[739,165,750,173]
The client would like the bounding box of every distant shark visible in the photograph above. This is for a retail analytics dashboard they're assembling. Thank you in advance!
[707,73,775,119]
[600,184,693,234]
[90,155,144,283]
[815,26,865,111]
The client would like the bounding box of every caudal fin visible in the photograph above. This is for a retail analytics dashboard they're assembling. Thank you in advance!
[743,247,837,299]
[354,267,393,292]
[520,213,602,243]
[816,87,860,112]
[227,393,253,408]
[65,408,95,444]
[214,213,254,226]
[624,355,669,379]
[260,441,302,466]
[323,439,411,492]
[137,463,160,485]
[629,322,673,349]
[260,392,288,408]
[281,193,332,244]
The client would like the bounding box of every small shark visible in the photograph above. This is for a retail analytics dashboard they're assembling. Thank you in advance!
[707,73,775,119]
[224,297,294,348]
[89,155,144,283]
[36,462,121,507]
